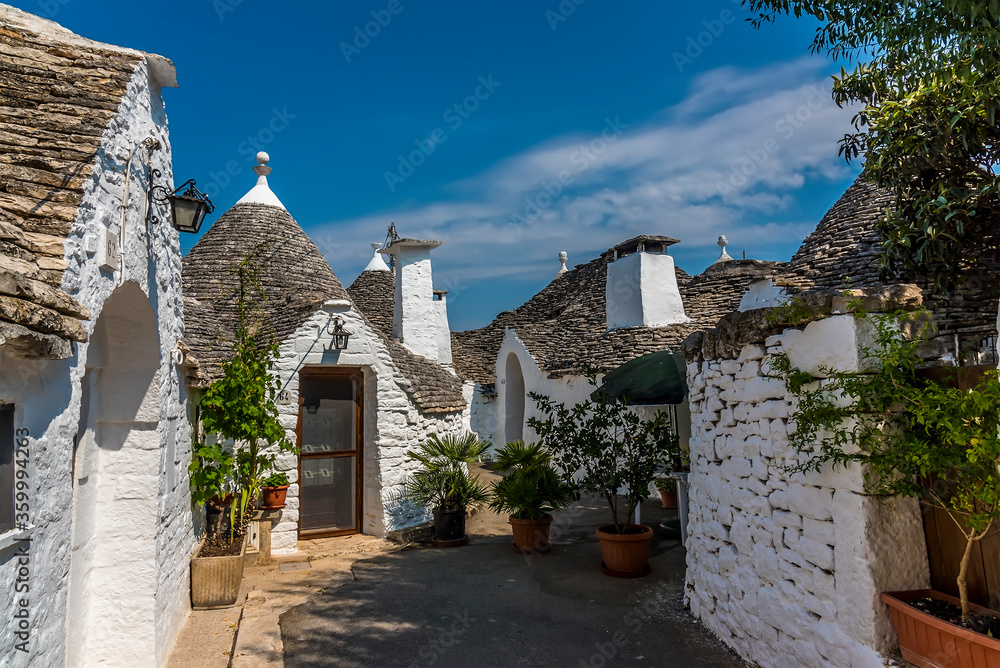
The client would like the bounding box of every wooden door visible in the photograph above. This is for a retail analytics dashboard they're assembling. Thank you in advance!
[297,367,363,538]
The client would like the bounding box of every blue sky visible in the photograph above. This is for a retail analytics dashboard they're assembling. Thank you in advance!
[13,0,859,330]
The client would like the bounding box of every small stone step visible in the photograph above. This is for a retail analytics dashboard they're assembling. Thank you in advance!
[278,560,312,573]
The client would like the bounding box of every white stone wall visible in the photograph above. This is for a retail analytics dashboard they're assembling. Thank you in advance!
[266,307,465,554]
[466,381,498,453]
[493,329,596,448]
[684,319,930,668]
[0,59,194,668]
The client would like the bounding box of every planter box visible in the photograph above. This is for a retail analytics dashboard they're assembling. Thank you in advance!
[882,589,1000,668]
[191,536,247,609]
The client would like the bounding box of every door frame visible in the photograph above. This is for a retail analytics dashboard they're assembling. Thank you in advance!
[296,366,364,539]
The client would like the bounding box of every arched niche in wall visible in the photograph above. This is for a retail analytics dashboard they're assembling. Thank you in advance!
[504,352,525,444]
[67,281,162,668]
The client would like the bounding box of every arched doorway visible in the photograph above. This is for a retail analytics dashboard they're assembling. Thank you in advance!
[504,352,525,444]
[67,282,162,668]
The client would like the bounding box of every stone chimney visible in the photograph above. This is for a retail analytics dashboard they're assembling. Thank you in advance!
[380,237,452,363]
[605,235,689,331]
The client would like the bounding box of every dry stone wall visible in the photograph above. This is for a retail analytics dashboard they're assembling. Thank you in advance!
[684,312,930,668]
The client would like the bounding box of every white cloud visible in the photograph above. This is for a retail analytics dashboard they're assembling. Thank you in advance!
[312,57,857,311]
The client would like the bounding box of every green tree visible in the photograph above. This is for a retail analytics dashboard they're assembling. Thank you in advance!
[529,377,678,534]
[198,246,295,539]
[772,310,1000,623]
[747,0,1000,291]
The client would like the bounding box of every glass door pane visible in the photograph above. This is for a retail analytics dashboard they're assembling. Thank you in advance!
[298,370,362,536]
[300,457,357,532]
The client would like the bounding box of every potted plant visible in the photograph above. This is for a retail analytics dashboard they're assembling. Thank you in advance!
[773,309,1000,667]
[259,470,291,510]
[654,477,678,509]
[199,248,296,539]
[189,248,297,607]
[529,376,677,577]
[488,440,575,554]
[403,433,490,546]
[188,440,247,609]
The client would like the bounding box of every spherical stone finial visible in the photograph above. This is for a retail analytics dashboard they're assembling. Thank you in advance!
[717,235,728,248]
[253,151,273,177]
[371,242,384,252]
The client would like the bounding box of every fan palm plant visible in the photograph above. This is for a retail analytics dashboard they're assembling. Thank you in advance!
[489,441,575,520]
[404,433,491,512]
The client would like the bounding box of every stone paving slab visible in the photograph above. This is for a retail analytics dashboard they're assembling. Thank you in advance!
[280,498,749,668]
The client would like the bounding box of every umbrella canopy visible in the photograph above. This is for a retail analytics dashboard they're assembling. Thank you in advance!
[594,351,688,405]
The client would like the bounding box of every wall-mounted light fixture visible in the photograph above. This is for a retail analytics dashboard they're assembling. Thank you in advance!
[327,315,351,351]
[147,172,215,234]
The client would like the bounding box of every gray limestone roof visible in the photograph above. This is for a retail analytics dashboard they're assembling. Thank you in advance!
[450,245,782,385]
[0,6,160,359]
[182,204,464,414]
[781,176,1000,339]
[347,269,394,339]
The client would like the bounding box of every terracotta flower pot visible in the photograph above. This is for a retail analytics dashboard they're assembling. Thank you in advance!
[658,489,678,509]
[882,589,1000,668]
[510,515,553,554]
[259,485,289,510]
[596,524,653,577]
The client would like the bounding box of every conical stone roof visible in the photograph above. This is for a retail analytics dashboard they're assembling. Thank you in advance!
[181,175,465,413]
[780,176,1000,341]
[182,202,349,384]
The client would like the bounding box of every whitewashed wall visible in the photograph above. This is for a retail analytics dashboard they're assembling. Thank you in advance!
[493,329,596,448]
[684,316,930,668]
[0,59,194,668]
[266,306,466,554]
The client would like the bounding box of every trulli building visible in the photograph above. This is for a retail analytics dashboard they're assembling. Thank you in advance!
[182,155,467,553]
[0,6,195,667]
[449,234,782,451]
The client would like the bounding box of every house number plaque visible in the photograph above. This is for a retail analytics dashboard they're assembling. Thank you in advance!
[276,389,292,405]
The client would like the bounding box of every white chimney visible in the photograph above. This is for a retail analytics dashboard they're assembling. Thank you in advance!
[380,237,452,363]
[605,236,689,331]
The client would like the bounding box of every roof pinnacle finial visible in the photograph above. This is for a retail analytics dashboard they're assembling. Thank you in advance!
[715,235,733,263]
[253,151,272,177]
[364,241,391,272]
[557,251,569,277]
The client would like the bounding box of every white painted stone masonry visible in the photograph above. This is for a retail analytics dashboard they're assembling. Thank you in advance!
[684,317,930,668]
[0,59,195,668]
[265,306,465,554]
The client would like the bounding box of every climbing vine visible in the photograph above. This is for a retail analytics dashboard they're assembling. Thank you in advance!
[770,308,1000,623]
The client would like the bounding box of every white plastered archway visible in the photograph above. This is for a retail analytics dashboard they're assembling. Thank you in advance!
[67,282,162,668]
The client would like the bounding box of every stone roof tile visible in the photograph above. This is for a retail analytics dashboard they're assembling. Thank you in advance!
[183,204,464,414]
[0,7,147,358]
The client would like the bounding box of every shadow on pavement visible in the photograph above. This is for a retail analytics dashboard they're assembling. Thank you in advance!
[280,496,748,667]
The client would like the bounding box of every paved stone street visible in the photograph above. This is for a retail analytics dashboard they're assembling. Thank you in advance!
[280,495,747,668]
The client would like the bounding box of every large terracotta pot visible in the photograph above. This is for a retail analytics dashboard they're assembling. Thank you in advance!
[658,489,678,509]
[259,485,289,510]
[596,524,653,577]
[190,535,248,609]
[882,589,1000,668]
[510,515,553,554]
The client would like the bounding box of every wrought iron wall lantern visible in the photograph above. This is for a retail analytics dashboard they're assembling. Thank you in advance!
[327,316,351,350]
[147,171,215,234]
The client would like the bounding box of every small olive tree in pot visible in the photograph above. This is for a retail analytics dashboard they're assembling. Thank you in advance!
[529,377,677,577]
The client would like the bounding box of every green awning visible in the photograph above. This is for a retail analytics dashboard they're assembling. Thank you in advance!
[594,351,688,405]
